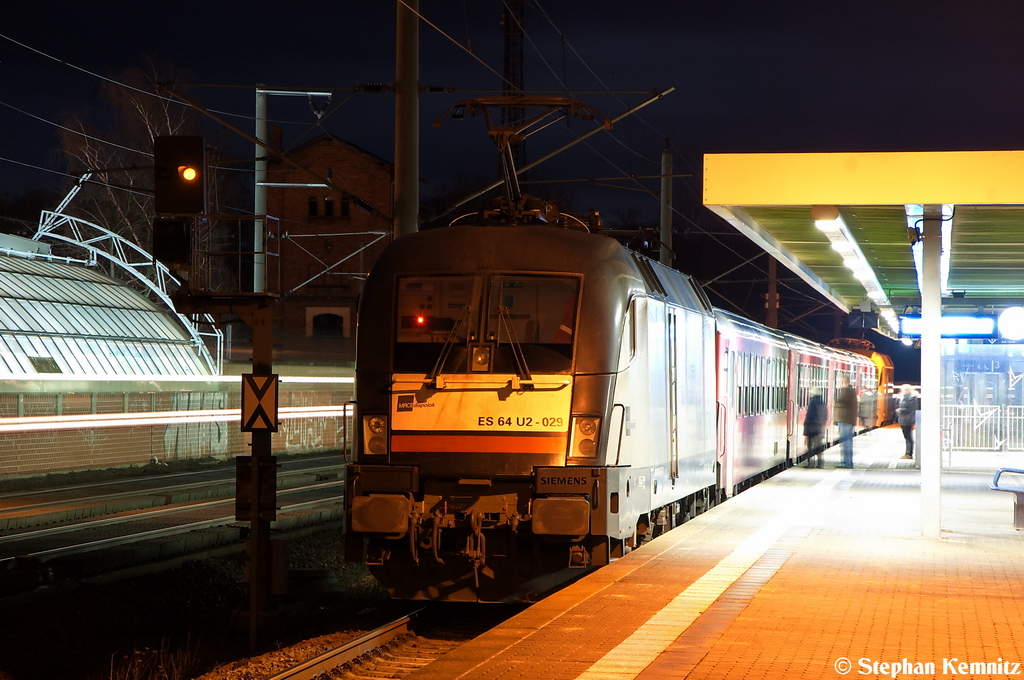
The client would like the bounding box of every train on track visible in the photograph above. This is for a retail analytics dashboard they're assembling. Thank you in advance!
[343,214,894,602]
[343,96,895,603]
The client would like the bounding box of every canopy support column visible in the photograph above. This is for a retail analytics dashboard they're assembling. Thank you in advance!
[920,206,942,539]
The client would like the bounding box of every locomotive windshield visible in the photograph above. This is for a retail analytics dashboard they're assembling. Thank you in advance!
[394,274,579,375]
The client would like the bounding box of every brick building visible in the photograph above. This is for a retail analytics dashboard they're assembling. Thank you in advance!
[264,130,393,365]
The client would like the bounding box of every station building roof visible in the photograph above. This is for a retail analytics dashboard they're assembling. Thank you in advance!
[0,252,211,376]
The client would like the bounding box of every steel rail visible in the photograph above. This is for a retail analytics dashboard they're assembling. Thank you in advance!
[0,483,344,558]
[0,463,343,513]
[0,455,344,501]
[265,610,424,680]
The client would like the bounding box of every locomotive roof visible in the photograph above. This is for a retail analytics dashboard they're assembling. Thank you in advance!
[373,224,712,314]
[374,223,634,275]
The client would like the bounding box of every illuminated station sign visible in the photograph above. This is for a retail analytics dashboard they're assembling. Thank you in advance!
[899,315,998,339]
[900,307,1024,340]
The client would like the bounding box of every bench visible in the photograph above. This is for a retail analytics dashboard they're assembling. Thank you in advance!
[990,468,1024,528]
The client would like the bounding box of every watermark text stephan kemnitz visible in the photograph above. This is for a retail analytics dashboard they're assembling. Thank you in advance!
[833,656,1022,676]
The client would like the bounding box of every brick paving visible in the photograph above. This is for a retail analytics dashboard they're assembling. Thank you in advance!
[409,426,1024,679]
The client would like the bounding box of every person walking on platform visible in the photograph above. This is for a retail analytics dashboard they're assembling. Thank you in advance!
[803,391,827,468]
[859,388,878,429]
[834,375,858,468]
[898,384,918,459]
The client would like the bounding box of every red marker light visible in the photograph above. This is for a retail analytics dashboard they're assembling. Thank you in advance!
[416,316,426,325]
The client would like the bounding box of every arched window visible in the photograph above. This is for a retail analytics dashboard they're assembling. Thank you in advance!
[312,313,345,337]
[308,197,318,217]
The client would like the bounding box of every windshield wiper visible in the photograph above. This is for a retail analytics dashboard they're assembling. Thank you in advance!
[496,305,532,382]
[427,305,470,383]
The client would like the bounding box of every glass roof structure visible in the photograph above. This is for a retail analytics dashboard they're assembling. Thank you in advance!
[0,253,212,376]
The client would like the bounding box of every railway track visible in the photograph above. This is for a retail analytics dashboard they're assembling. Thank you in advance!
[263,604,523,680]
[0,455,347,593]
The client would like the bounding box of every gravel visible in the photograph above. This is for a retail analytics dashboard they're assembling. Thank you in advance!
[0,528,406,680]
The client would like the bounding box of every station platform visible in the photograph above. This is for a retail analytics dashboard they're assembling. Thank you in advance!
[408,425,1024,679]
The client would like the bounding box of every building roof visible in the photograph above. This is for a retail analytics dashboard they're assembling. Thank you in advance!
[282,133,395,170]
[0,253,211,376]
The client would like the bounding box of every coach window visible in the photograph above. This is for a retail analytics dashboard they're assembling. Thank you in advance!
[748,353,755,416]
[774,358,782,411]
[754,356,761,415]
[737,352,744,417]
[771,359,778,412]
[758,356,766,415]
[772,359,781,412]
[751,355,757,415]
[735,352,742,416]
[741,352,750,417]
[750,354,756,416]
[752,355,760,415]
[749,354,755,415]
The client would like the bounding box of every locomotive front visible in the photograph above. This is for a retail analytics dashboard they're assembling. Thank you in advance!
[345,224,634,602]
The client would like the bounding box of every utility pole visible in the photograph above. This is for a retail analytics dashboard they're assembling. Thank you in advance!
[660,139,672,266]
[254,89,267,293]
[766,257,778,328]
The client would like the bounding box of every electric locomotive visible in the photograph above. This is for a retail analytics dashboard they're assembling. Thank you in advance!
[345,220,719,602]
[343,95,891,602]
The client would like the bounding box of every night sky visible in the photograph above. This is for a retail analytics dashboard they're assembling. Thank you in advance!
[3,1,1021,380]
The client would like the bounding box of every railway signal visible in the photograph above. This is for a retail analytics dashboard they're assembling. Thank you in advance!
[153,135,206,215]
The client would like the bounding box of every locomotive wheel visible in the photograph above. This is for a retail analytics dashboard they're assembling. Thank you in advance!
[635,516,652,547]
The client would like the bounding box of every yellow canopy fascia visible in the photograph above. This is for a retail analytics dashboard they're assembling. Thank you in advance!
[704,150,1024,206]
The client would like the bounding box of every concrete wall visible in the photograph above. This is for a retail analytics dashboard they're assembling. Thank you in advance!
[0,376,354,479]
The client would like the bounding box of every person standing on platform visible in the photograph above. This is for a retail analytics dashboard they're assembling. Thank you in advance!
[898,384,918,459]
[803,391,826,468]
[834,375,858,468]
[859,388,878,429]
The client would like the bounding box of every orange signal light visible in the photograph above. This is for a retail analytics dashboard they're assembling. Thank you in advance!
[416,316,426,325]
[178,165,198,182]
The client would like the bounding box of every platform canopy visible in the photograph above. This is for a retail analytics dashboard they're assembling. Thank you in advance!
[703,150,1024,335]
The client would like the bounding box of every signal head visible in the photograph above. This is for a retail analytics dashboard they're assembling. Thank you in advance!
[153,135,206,214]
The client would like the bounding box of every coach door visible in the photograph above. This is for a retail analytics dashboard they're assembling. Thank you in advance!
[668,309,680,480]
